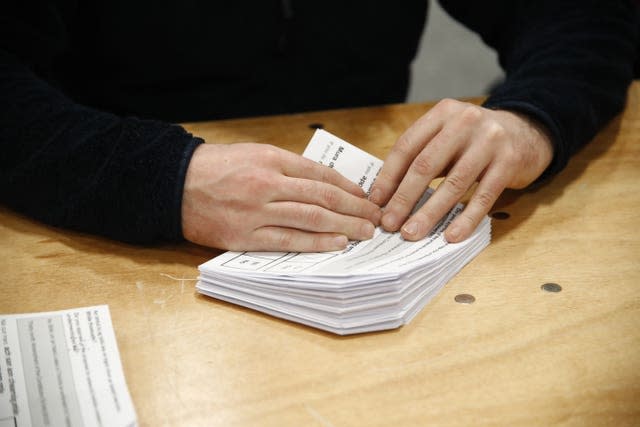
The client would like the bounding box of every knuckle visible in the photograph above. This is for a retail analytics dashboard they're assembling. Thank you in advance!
[484,121,508,141]
[320,186,339,210]
[411,154,435,177]
[459,105,483,125]
[503,145,527,167]
[444,176,466,195]
[319,164,335,182]
[390,190,414,208]
[303,205,325,228]
[374,170,396,190]
[473,190,496,210]
[437,98,460,112]
[314,235,333,252]
[393,133,414,156]
[261,145,283,165]
[295,178,316,197]
[444,171,471,195]
[458,211,477,230]
[277,230,294,249]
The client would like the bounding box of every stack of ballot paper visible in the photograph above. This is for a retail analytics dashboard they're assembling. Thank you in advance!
[197,130,491,335]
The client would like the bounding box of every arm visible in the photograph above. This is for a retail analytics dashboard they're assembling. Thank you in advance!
[0,1,203,244]
[0,50,202,244]
[1,4,380,250]
[370,0,638,242]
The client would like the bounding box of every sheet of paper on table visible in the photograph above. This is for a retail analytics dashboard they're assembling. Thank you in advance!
[197,129,491,335]
[0,305,137,427]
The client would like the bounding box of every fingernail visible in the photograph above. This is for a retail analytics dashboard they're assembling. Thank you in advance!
[332,235,348,249]
[369,188,382,205]
[402,222,418,236]
[361,222,375,239]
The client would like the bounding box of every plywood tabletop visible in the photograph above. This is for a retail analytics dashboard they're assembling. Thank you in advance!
[2,82,639,426]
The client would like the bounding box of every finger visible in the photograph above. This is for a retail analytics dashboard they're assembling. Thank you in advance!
[399,143,492,241]
[369,111,443,207]
[380,118,474,232]
[278,150,367,198]
[248,227,349,253]
[275,176,382,225]
[263,201,376,241]
[444,164,509,243]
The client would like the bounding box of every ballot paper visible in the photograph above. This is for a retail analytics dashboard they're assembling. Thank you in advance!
[0,306,137,427]
[197,130,491,335]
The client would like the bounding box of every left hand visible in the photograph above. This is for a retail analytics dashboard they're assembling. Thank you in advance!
[369,99,554,242]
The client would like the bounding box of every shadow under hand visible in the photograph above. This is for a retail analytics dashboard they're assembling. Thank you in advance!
[1,206,217,274]
[488,114,623,242]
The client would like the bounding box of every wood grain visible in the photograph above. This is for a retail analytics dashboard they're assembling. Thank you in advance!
[2,83,639,427]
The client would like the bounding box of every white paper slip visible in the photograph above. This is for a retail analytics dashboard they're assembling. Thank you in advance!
[301,129,383,195]
[0,305,137,427]
[197,129,492,335]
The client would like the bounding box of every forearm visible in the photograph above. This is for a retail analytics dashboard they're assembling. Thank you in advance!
[0,52,203,244]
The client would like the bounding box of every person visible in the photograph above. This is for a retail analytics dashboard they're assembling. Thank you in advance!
[1,1,637,252]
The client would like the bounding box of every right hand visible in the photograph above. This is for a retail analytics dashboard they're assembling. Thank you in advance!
[181,143,382,252]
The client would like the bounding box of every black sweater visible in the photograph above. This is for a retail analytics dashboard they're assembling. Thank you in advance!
[1,1,637,244]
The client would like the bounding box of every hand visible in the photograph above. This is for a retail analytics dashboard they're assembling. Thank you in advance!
[181,142,382,251]
[369,99,553,242]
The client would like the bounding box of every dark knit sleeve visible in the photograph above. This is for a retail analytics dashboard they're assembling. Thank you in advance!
[0,50,203,244]
[439,0,638,181]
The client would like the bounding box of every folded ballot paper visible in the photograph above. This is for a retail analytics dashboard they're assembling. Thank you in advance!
[197,130,491,335]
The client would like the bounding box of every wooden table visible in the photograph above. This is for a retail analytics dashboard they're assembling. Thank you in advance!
[2,82,639,426]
